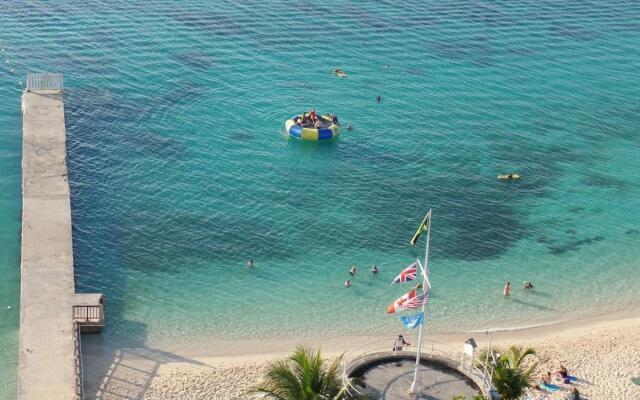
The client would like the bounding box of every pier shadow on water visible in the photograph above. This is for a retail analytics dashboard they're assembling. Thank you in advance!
[81,320,208,400]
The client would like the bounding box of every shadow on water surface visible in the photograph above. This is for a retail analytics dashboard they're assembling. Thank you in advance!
[510,298,555,312]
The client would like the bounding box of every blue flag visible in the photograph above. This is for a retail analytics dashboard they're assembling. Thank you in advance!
[400,312,424,329]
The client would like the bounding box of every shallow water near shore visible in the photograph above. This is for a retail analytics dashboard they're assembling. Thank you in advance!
[2,1,640,398]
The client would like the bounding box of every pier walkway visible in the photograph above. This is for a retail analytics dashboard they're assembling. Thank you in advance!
[19,73,103,400]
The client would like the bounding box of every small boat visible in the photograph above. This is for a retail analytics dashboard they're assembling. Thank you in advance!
[497,173,520,180]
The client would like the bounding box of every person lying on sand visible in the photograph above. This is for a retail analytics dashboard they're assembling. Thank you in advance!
[570,387,581,400]
[555,365,568,378]
[541,371,552,385]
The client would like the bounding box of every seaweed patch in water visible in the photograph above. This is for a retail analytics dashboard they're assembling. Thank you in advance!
[548,235,605,255]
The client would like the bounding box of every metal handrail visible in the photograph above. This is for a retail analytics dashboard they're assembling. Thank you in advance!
[72,323,84,400]
[341,336,496,398]
[343,336,453,364]
[341,336,459,396]
[26,73,63,91]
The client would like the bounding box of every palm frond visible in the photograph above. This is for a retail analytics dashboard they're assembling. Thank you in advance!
[251,346,346,400]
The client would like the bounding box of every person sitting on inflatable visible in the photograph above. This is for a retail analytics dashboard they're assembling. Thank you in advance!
[309,108,318,123]
[297,114,311,127]
[326,114,338,124]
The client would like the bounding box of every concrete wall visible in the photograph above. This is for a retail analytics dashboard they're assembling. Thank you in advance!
[19,89,77,400]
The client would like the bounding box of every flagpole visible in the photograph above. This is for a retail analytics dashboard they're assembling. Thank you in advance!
[410,209,431,395]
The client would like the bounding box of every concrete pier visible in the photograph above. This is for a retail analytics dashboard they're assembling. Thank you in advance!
[19,74,103,400]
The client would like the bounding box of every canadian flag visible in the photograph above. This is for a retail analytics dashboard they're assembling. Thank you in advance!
[387,289,417,314]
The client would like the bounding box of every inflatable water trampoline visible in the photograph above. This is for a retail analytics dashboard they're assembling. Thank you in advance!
[285,112,340,141]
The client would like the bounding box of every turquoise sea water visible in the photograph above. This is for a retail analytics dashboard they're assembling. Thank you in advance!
[2,1,640,398]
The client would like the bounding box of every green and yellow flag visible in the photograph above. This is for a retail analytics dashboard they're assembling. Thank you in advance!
[410,210,431,246]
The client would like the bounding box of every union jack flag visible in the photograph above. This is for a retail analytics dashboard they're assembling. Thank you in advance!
[391,261,419,285]
[404,291,429,309]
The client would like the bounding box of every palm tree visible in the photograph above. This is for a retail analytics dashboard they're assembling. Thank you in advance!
[497,346,537,383]
[250,346,347,400]
[489,346,537,400]
[492,364,529,400]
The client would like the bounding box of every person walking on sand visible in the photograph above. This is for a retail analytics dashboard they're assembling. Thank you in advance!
[503,281,511,296]
[392,334,410,351]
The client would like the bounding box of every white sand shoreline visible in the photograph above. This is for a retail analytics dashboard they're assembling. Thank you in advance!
[83,310,640,399]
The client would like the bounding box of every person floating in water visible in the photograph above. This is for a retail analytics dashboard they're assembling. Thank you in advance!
[371,265,379,274]
[247,259,254,268]
[349,266,357,276]
[334,68,347,77]
[344,279,351,288]
[523,281,534,290]
[503,281,511,296]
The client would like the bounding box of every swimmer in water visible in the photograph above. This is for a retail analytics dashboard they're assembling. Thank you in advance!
[503,281,511,296]
[371,265,379,274]
[344,279,351,288]
[247,259,254,268]
[349,266,357,276]
[523,281,534,290]
[347,123,353,130]
[376,95,381,102]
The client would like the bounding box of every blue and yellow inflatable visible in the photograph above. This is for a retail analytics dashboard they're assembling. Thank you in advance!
[285,114,340,141]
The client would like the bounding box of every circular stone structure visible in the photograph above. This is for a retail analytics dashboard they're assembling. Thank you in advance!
[345,352,483,400]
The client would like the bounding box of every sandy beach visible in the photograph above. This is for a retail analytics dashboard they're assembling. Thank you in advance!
[82,311,640,400]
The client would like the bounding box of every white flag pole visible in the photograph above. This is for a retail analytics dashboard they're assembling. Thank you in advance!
[410,209,432,395]
[417,259,431,289]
